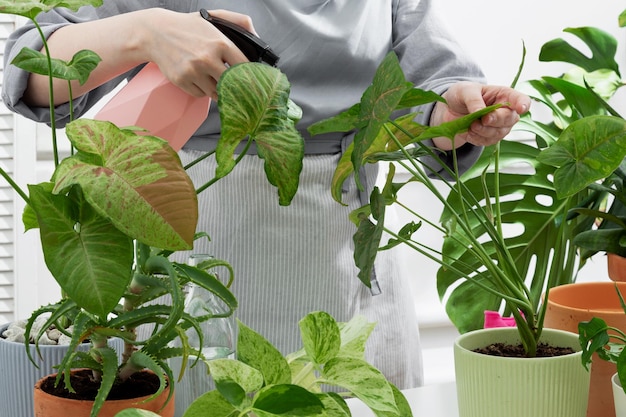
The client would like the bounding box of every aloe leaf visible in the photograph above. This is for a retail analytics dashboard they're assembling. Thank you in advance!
[89,346,120,417]
[216,63,304,206]
[54,119,198,250]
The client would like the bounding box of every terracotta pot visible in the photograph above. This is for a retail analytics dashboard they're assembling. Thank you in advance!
[608,253,626,282]
[33,370,175,417]
[544,282,626,417]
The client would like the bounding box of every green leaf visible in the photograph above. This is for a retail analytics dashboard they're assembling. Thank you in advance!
[351,52,413,187]
[89,346,120,417]
[114,410,160,417]
[236,320,291,386]
[414,104,502,142]
[322,357,399,414]
[337,315,376,360]
[182,390,239,417]
[299,311,341,365]
[316,392,351,416]
[0,0,102,19]
[11,48,101,85]
[352,188,386,288]
[538,115,626,198]
[252,384,325,417]
[55,119,198,250]
[216,63,304,206]
[209,358,263,405]
[539,26,620,76]
[28,183,133,318]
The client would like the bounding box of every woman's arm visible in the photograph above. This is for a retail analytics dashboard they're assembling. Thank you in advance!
[23,7,253,107]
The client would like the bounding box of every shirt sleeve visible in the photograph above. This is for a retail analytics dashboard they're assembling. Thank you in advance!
[2,3,147,127]
[392,0,486,176]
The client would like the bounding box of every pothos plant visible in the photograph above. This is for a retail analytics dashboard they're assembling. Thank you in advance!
[1,1,304,417]
[115,311,413,417]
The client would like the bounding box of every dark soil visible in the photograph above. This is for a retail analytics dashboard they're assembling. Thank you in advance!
[474,342,575,358]
[40,369,163,401]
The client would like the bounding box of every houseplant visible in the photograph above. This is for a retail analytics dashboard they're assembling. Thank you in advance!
[579,284,626,416]
[114,311,413,417]
[520,13,626,417]
[307,48,592,415]
[0,1,305,416]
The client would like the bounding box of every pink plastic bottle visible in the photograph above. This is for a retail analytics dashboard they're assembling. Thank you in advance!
[94,62,211,151]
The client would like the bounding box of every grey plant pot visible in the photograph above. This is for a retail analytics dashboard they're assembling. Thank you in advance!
[0,323,81,417]
[454,327,590,417]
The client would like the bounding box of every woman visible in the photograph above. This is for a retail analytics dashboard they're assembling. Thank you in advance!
[2,0,530,388]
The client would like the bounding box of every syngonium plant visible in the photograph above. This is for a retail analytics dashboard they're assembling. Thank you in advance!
[0,1,304,416]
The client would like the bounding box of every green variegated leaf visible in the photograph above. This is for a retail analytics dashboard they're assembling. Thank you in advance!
[337,315,375,360]
[54,119,198,250]
[322,357,399,414]
[252,384,324,417]
[216,63,304,206]
[299,311,341,365]
[316,392,351,416]
[209,358,263,403]
[236,320,291,386]
[182,391,238,417]
[114,410,160,417]
[0,0,102,19]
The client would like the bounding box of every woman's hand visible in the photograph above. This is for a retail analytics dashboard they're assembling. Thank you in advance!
[430,81,531,150]
[140,9,254,99]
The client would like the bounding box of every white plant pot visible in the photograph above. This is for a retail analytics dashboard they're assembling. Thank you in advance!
[454,327,590,417]
[613,373,626,417]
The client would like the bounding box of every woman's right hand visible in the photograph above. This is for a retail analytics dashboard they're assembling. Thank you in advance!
[138,8,254,99]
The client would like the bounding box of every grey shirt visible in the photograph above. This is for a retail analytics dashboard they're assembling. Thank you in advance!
[3,0,485,160]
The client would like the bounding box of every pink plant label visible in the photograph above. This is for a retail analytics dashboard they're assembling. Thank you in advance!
[483,310,518,328]
[95,62,210,151]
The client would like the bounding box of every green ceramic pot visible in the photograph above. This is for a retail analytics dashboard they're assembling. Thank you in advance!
[454,327,590,417]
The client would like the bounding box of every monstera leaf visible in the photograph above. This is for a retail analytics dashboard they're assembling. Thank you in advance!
[437,140,594,333]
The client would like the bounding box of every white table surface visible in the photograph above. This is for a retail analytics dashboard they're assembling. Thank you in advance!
[347,381,458,416]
